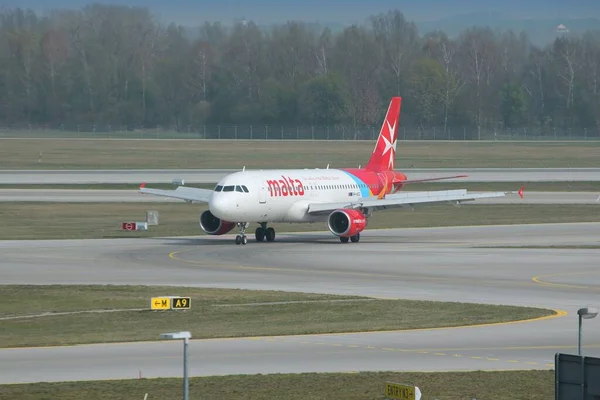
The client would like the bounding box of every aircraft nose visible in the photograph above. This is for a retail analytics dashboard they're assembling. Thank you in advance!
[209,194,229,219]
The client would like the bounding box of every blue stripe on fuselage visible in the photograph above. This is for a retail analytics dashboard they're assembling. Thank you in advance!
[340,170,371,198]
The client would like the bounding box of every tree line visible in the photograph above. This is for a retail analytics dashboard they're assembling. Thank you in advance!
[1,4,599,138]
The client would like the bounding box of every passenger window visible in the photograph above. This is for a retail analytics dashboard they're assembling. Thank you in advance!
[214,185,223,192]
[241,185,249,193]
[223,185,234,192]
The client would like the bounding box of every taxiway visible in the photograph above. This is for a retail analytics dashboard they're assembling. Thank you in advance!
[1,167,600,184]
[1,223,599,383]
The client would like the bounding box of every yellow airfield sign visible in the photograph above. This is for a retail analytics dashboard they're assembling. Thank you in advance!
[385,382,421,400]
[151,297,171,310]
[150,296,191,310]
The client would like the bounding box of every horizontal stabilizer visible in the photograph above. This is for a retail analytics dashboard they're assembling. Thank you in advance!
[396,175,468,184]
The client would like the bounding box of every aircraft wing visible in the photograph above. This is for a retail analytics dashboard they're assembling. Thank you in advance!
[139,185,212,203]
[307,189,520,215]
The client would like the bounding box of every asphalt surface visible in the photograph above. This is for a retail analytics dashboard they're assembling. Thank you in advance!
[0,189,598,203]
[1,223,600,384]
[1,167,600,184]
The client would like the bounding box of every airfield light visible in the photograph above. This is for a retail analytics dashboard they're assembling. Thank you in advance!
[159,331,191,400]
[577,308,598,355]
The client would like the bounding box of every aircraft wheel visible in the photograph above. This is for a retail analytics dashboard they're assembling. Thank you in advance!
[340,236,349,243]
[242,236,248,245]
[265,227,276,242]
[255,227,265,242]
[350,233,360,243]
[235,235,242,245]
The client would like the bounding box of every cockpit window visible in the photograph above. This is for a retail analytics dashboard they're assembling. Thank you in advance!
[241,185,249,193]
[222,185,234,192]
[235,185,243,192]
[214,185,223,192]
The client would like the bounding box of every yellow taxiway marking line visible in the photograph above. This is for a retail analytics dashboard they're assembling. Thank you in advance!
[532,271,600,290]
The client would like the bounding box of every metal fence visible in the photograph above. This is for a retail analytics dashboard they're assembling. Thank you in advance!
[0,123,598,141]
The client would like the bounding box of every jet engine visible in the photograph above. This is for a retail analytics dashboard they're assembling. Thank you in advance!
[327,209,367,237]
[199,210,235,235]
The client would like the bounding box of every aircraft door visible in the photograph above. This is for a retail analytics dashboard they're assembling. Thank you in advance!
[259,180,267,203]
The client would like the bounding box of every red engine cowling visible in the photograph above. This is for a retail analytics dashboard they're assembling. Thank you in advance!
[199,210,235,235]
[327,209,367,237]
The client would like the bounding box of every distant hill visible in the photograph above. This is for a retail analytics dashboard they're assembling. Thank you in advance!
[416,12,600,46]
[181,12,600,47]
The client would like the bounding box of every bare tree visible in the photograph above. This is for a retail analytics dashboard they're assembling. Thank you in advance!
[316,27,332,75]
[331,25,382,135]
[268,21,316,87]
[458,27,498,139]
[371,10,419,97]
[423,32,465,133]
[553,37,579,110]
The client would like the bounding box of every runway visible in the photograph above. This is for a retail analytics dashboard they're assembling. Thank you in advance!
[1,167,600,184]
[1,223,600,384]
[0,188,598,203]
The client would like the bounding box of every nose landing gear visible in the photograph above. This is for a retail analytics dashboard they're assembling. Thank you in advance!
[235,222,249,245]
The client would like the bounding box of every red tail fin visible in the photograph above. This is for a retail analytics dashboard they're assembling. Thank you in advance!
[364,97,402,171]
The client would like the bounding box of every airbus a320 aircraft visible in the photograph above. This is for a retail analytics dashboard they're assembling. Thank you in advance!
[140,97,522,245]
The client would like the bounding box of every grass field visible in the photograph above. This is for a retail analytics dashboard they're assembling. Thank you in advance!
[0,370,554,400]
[0,202,598,240]
[0,286,553,348]
[1,181,599,191]
[1,139,599,169]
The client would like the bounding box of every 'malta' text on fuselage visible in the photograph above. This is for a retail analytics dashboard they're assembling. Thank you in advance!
[267,176,305,197]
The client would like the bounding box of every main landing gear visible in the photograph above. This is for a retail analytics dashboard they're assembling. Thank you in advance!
[339,233,360,243]
[255,223,275,242]
[235,223,276,245]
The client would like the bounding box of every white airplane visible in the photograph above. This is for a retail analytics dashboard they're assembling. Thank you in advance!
[140,97,522,245]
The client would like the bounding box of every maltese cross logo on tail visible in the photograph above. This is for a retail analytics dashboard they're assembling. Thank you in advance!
[365,97,401,172]
[381,120,397,170]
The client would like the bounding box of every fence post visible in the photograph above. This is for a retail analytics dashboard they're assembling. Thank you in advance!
[326,126,330,140]
[234,125,237,140]
[281,126,284,140]
[265,125,268,140]
[296,126,299,140]
[250,125,253,140]
[311,126,314,140]
[584,128,587,140]
[218,125,221,139]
